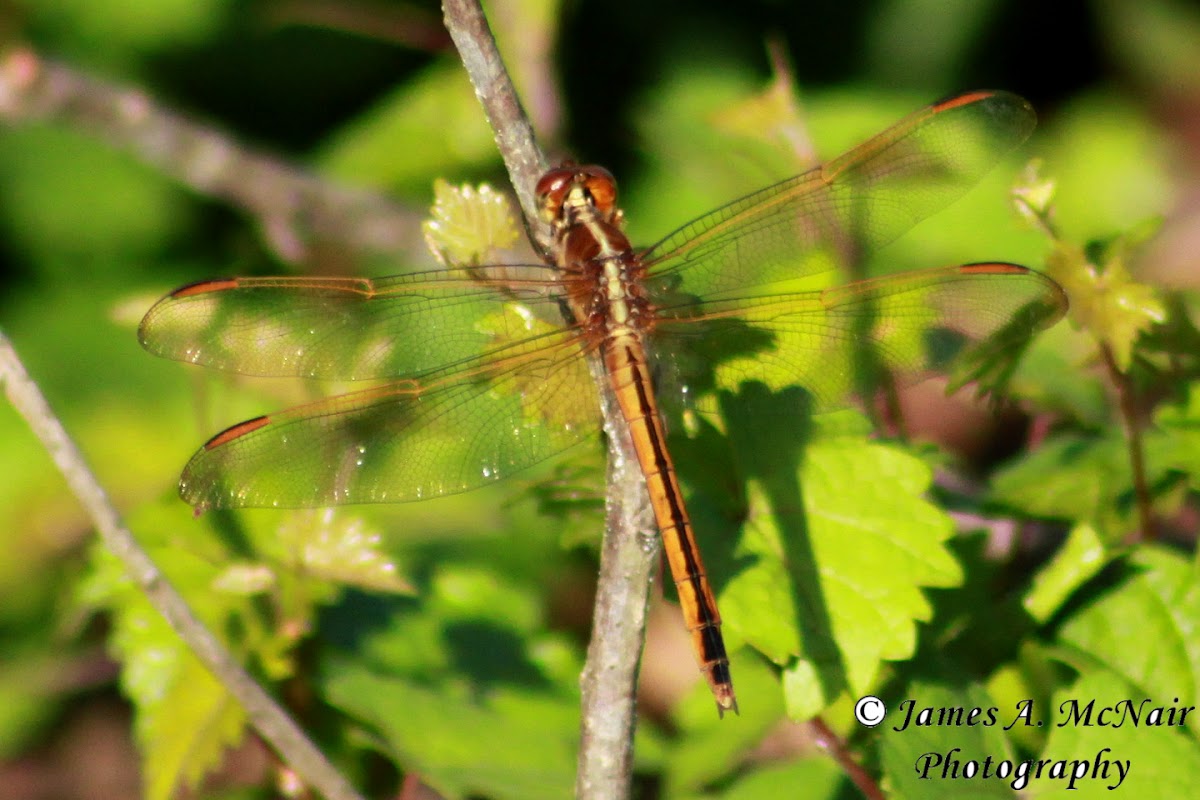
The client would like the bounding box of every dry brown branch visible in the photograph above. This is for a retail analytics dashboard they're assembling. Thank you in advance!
[443,2,654,797]
[0,331,365,800]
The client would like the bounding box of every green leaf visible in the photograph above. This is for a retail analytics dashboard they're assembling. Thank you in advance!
[1024,523,1111,624]
[274,509,414,595]
[317,562,580,798]
[317,59,499,193]
[324,665,577,800]
[140,653,246,800]
[23,0,229,55]
[1044,238,1165,372]
[989,433,1135,535]
[879,679,1015,800]
[709,404,962,720]
[715,756,845,799]
[90,546,248,800]
[1151,385,1200,476]
[1057,546,1200,706]
[1033,668,1200,796]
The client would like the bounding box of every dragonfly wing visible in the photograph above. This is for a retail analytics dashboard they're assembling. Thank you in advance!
[652,263,1067,416]
[139,265,568,380]
[640,91,1036,300]
[179,328,600,509]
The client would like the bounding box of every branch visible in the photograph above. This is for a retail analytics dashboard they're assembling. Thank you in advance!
[809,717,885,800]
[443,0,549,249]
[0,331,365,800]
[0,47,426,265]
[443,2,654,797]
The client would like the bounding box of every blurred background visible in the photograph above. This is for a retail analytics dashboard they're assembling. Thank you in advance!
[1,0,1198,797]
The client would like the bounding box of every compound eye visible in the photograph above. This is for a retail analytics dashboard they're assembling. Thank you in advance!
[535,167,576,222]
[580,166,617,215]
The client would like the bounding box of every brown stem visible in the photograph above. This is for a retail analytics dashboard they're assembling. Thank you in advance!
[808,716,885,800]
[0,47,426,265]
[1099,344,1157,540]
[443,2,652,797]
[443,0,550,250]
[0,331,364,800]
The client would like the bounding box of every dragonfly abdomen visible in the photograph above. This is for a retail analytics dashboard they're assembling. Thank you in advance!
[604,333,736,714]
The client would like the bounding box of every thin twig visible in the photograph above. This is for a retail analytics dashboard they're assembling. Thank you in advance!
[1014,186,1157,542]
[443,0,550,249]
[1099,344,1157,540]
[0,331,365,800]
[809,717,885,800]
[443,2,653,797]
[0,47,426,265]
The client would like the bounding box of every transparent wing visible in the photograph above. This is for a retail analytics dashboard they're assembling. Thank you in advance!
[641,91,1036,300]
[651,263,1067,416]
[178,327,601,509]
[139,265,569,380]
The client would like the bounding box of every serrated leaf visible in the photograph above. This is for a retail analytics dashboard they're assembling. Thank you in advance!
[715,410,962,720]
[276,509,414,595]
[422,178,520,267]
[1033,669,1200,796]
[141,654,246,800]
[103,575,247,800]
[77,510,304,798]
[1045,238,1165,372]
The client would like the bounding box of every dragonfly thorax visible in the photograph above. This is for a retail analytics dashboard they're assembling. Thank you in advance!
[554,213,653,342]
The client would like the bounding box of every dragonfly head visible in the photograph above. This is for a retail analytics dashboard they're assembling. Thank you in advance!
[535,164,620,228]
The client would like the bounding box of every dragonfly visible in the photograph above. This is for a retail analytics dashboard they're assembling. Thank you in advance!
[139,90,1067,715]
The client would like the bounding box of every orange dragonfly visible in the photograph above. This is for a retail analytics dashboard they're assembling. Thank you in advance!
[139,90,1066,715]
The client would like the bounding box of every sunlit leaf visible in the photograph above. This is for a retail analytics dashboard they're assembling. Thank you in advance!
[1045,236,1165,371]
[1037,668,1200,796]
[318,565,580,800]
[714,412,962,720]
[1058,546,1200,704]
[422,178,520,267]
[276,508,414,595]
[87,547,247,800]
[1023,522,1110,624]
[325,667,576,800]
[140,654,245,800]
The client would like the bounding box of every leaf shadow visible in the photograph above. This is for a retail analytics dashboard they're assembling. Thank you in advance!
[674,380,852,706]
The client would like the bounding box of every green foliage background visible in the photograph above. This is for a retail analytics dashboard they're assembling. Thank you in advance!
[3,0,1200,798]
